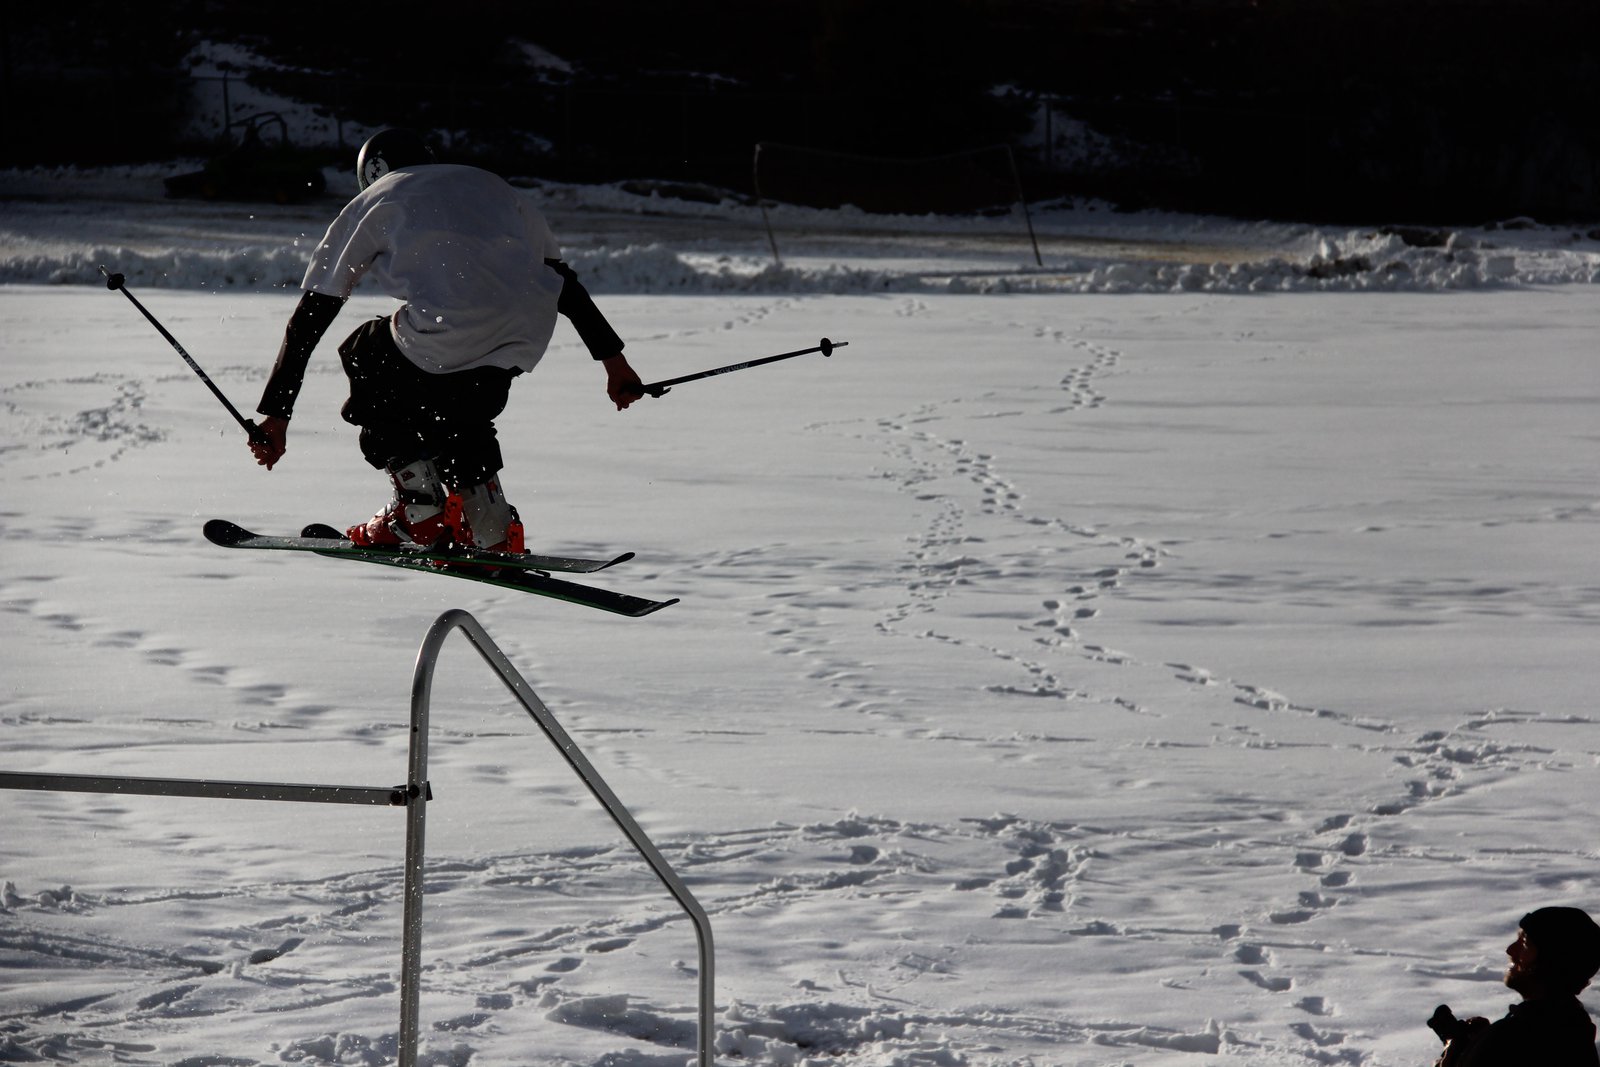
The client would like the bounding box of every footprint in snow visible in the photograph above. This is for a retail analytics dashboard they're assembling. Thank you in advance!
[1234,943,1271,965]
[247,937,304,965]
[1241,970,1294,992]
[1296,996,1335,1016]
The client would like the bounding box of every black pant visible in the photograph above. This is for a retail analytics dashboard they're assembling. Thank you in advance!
[337,317,517,487]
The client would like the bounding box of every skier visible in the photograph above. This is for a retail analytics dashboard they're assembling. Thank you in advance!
[249,127,642,552]
[1428,906,1600,1067]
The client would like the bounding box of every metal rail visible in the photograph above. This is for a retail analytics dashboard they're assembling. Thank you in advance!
[402,609,715,1067]
[0,771,403,807]
[2,610,714,1067]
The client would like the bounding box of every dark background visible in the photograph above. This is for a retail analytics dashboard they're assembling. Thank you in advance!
[5,0,1597,222]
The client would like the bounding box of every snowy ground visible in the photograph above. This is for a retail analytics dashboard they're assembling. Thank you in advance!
[2,168,1598,1067]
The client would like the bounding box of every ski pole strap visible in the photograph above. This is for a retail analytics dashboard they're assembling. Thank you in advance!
[99,266,268,447]
[634,337,847,398]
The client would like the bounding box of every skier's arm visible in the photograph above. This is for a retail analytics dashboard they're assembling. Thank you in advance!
[260,290,345,419]
[544,258,640,409]
[545,257,623,358]
[252,290,345,468]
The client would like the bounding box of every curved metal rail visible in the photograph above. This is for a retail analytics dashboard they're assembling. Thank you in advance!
[401,609,715,1067]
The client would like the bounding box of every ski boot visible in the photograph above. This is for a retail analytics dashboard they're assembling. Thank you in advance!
[455,476,525,554]
[348,458,473,548]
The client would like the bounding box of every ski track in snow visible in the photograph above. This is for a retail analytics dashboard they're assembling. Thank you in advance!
[0,373,168,477]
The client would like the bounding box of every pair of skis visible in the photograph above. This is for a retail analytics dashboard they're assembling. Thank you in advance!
[204,521,678,618]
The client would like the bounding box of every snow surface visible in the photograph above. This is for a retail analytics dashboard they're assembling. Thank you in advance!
[2,164,1598,1067]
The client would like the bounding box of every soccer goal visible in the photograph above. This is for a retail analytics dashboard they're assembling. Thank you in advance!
[752,141,1042,267]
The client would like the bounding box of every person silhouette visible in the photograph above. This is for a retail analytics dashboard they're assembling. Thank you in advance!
[1429,907,1600,1067]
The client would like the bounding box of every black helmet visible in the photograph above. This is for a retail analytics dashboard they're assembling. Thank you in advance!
[356,128,434,190]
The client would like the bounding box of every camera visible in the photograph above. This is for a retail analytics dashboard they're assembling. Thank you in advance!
[1428,1004,1469,1043]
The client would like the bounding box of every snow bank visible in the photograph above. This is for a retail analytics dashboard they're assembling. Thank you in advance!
[7,224,1596,296]
[3,167,1596,296]
[0,243,311,291]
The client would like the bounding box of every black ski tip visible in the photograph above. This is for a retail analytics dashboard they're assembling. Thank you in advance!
[203,518,254,546]
[635,596,681,617]
[301,523,343,540]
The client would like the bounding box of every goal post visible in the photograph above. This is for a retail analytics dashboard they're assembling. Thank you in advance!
[753,141,1041,267]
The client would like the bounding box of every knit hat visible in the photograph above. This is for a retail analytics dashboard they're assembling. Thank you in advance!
[1520,907,1600,993]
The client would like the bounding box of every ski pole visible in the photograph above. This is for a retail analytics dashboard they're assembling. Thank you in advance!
[98,266,268,448]
[631,337,847,398]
